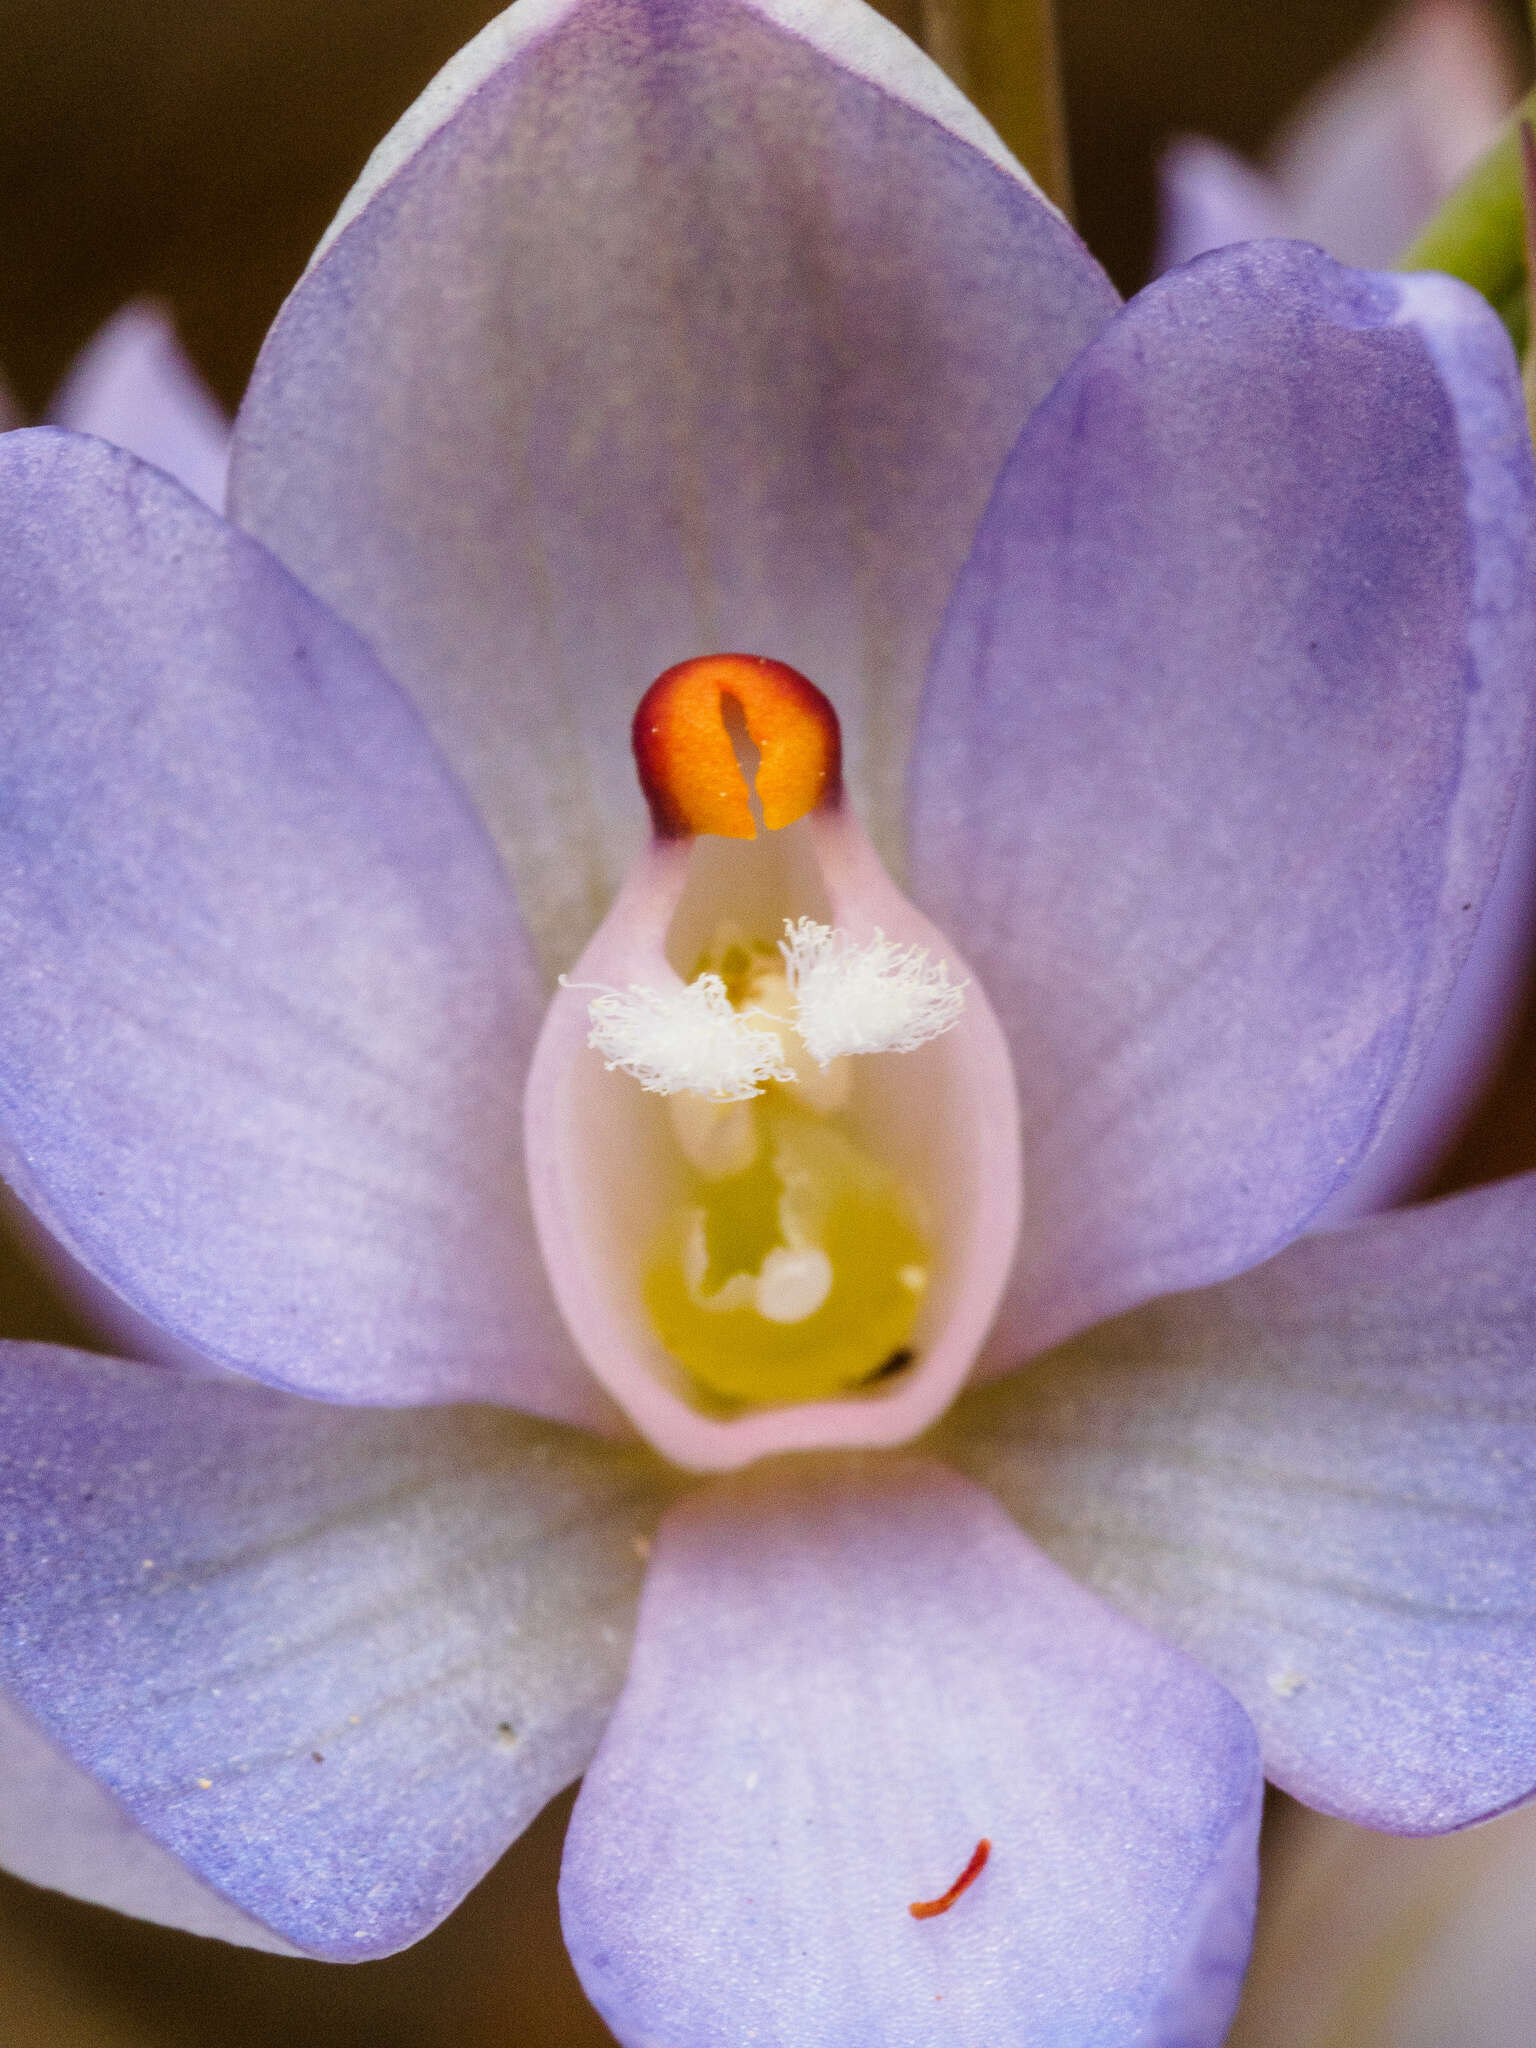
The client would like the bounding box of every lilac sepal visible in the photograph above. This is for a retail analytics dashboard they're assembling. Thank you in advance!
[49,302,232,511]
[944,1172,1536,1832]
[0,428,611,1424]
[561,1455,1260,2048]
[909,242,1536,1374]
[229,0,1117,976]
[0,1345,672,1957]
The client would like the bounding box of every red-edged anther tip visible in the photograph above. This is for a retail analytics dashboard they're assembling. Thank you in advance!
[631,654,843,840]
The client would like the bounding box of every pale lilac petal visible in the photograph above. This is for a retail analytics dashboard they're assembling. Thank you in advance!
[0,429,609,1423]
[909,243,1536,1372]
[229,0,1117,975]
[1271,0,1516,268]
[1155,137,1287,271]
[0,1692,299,1953]
[561,1455,1261,2048]
[0,1345,671,1957]
[1158,1,1516,277]
[49,302,231,511]
[945,1173,1536,1833]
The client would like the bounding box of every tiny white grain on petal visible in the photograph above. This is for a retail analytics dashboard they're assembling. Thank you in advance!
[566,973,795,1101]
[780,919,967,1065]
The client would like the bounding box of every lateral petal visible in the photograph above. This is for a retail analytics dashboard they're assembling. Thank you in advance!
[0,429,605,1421]
[946,1173,1536,1831]
[0,1346,672,1957]
[910,242,1536,1369]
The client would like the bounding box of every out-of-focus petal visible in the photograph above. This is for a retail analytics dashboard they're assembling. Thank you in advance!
[1156,137,1287,272]
[0,1346,673,1958]
[909,242,1536,1372]
[1229,1798,1536,2048]
[0,1691,299,1953]
[49,302,232,511]
[1272,0,1516,269]
[229,0,1118,977]
[944,1172,1536,1832]
[561,1454,1261,2048]
[1158,1,1516,276]
[0,430,610,1424]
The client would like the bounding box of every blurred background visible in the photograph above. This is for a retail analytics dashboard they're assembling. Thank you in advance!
[0,0,1532,2039]
[0,0,1527,404]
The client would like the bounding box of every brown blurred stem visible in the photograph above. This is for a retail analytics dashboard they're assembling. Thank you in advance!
[876,0,1073,215]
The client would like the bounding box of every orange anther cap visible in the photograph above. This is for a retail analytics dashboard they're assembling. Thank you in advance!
[631,654,843,840]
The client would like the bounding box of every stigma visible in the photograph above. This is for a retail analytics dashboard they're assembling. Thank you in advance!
[525,656,1021,1472]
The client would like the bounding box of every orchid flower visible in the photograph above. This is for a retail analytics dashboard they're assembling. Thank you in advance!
[1157,0,1518,273]
[2,1,1536,2043]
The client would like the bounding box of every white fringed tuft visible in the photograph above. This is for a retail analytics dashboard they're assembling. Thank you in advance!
[570,973,795,1101]
[780,918,967,1066]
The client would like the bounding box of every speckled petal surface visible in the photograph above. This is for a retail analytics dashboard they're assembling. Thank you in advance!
[0,429,607,1422]
[944,1173,1536,1832]
[910,242,1536,1372]
[0,1691,299,1953]
[561,1454,1261,2047]
[49,301,231,510]
[0,1345,674,1957]
[229,0,1117,977]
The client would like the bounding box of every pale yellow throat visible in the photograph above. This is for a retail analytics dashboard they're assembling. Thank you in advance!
[583,923,959,1412]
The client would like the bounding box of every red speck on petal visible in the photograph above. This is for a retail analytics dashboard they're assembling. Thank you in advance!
[909,1838,990,1920]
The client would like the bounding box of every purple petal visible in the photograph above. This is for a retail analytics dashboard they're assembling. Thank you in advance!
[909,242,1536,1372]
[229,0,1117,976]
[561,1454,1261,2047]
[0,1692,298,1952]
[1310,731,1536,1226]
[1155,138,1286,271]
[0,1345,672,1957]
[0,429,608,1423]
[49,302,231,511]
[945,1172,1536,1832]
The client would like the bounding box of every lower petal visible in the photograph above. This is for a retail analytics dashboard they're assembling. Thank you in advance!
[0,429,602,1421]
[944,1173,1536,1831]
[0,1346,674,1958]
[561,1454,1260,2048]
[0,1691,296,1953]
